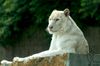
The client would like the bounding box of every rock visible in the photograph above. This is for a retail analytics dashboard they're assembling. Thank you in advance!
[1,53,100,66]
[1,53,67,66]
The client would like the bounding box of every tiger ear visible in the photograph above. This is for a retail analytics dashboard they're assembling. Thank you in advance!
[64,8,70,16]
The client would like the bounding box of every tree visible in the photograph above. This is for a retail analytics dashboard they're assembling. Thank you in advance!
[0,0,99,46]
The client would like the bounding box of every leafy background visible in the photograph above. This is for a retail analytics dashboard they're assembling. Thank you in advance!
[0,0,100,56]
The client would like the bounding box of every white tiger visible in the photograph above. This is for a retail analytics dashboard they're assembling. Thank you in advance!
[1,8,89,64]
[46,8,89,54]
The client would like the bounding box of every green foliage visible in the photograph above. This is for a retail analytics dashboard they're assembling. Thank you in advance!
[80,0,100,25]
[0,0,99,45]
[80,0,100,18]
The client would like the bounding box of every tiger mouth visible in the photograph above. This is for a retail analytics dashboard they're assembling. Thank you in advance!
[49,29,58,33]
[47,27,57,33]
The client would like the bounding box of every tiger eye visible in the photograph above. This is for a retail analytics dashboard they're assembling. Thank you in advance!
[55,19,59,21]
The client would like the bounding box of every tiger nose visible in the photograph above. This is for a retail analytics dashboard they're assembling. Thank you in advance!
[49,26,53,29]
